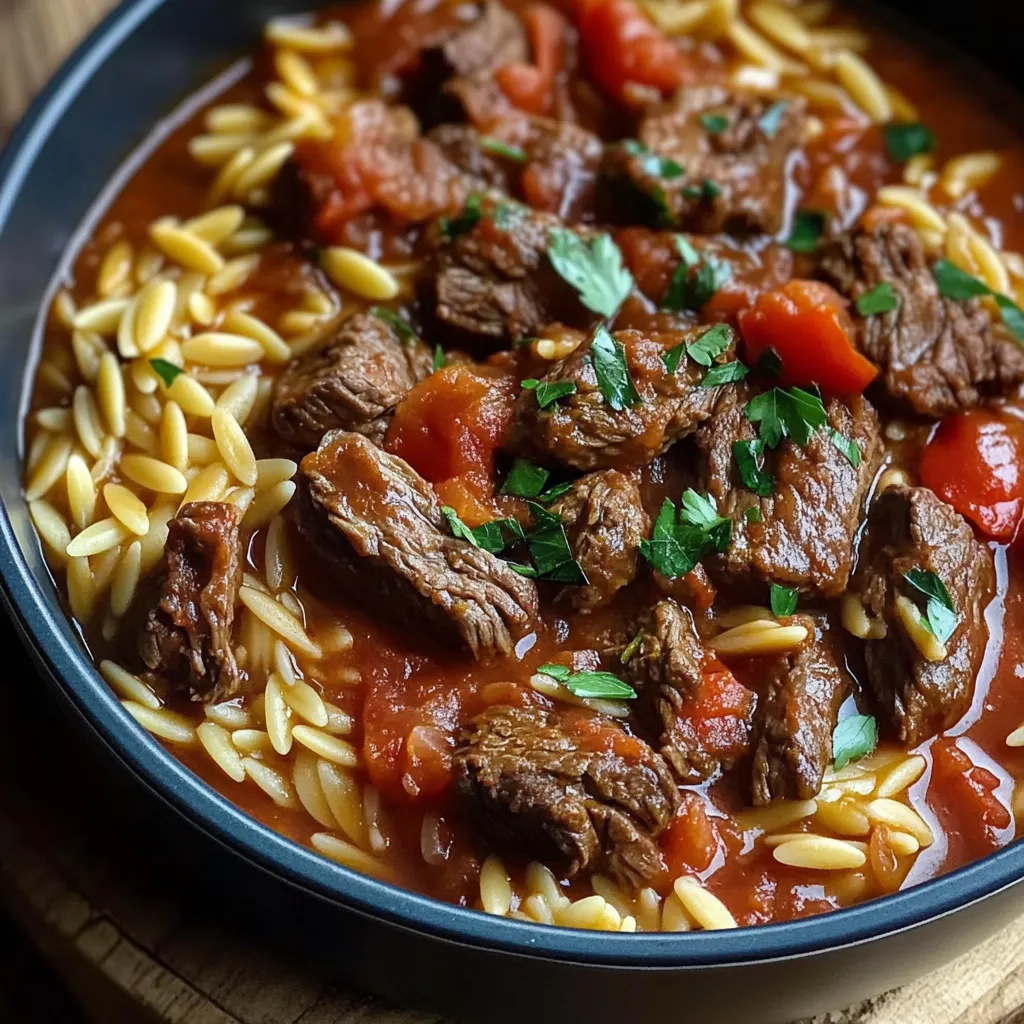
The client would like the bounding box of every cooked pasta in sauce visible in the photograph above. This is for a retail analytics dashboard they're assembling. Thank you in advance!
[22,0,1024,933]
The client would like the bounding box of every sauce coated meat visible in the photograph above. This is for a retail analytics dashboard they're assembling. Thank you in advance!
[24,0,1024,932]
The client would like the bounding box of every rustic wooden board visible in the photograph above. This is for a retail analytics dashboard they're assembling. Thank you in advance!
[3,2,1024,1022]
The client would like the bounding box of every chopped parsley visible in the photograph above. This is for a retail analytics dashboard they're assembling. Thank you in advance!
[493,199,527,230]
[432,344,446,372]
[832,714,878,771]
[933,259,1024,343]
[439,193,483,239]
[770,583,798,618]
[785,210,826,254]
[469,517,526,554]
[590,325,641,411]
[757,100,790,139]
[548,229,634,318]
[902,568,958,644]
[524,503,588,584]
[756,347,782,376]
[149,358,183,388]
[745,506,763,524]
[701,113,730,135]
[882,122,935,163]
[830,429,862,467]
[663,323,733,374]
[682,178,723,202]
[522,377,577,409]
[639,489,731,579]
[441,506,498,550]
[745,386,829,448]
[537,663,637,700]
[662,235,732,312]
[620,630,646,665]
[370,306,417,342]
[501,459,551,499]
[480,137,527,162]
[622,139,685,180]
[855,282,900,317]
[701,360,749,387]
[732,439,775,497]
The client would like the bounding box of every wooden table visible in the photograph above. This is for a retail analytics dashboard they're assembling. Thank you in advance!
[3,2,1024,1022]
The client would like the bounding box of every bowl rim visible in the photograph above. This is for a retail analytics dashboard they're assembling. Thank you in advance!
[2,0,1023,970]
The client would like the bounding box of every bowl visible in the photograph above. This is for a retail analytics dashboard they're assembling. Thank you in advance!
[1,2,1022,1021]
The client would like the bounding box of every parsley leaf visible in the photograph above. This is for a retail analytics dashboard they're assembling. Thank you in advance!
[701,361,749,387]
[832,715,878,771]
[883,122,935,163]
[469,517,526,554]
[902,568,958,644]
[933,260,1024,343]
[770,583,798,618]
[432,344,445,372]
[440,193,483,240]
[830,429,862,467]
[745,506,763,523]
[620,630,646,665]
[538,480,574,503]
[522,378,577,409]
[622,139,685,180]
[537,664,637,700]
[663,323,733,374]
[590,325,641,411]
[855,282,900,316]
[745,386,828,449]
[756,347,783,377]
[732,439,775,496]
[757,100,790,139]
[441,506,480,546]
[639,491,731,579]
[525,503,589,584]
[501,459,550,499]
[494,199,527,230]
[548,229,633,318]
[662,235,732,312]
[370,306,417,342]
[149,358,183,388]
[785,210,826,253]
[480,137,527,162]
[682,178,722,202]
[701,113,729,134]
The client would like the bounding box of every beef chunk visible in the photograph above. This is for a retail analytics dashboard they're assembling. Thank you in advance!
[623,600,756,783]
[696,386,882,598]
[138,502,243,704]
[425,202,596,345]
[751,624,851,805]
[271,312,433,451]
[603,87,807,234]
[852,486,994,746]
[511,324,734,471]
[549,470,649,611]
[455,704,680,888]
[430,118,603,222]
[407,2,529,127]
[299,431,538,659]
[818,223,1024,417]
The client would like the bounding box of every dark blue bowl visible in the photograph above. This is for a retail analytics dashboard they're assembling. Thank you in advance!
[1,2,1022,1020]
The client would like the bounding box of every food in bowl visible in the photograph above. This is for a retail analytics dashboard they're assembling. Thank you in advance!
[21,0,1024,934]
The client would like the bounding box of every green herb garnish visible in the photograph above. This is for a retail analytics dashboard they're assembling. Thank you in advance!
[756,347,782,377]
[683,178,723,201]
[620,630,646,665]
[902,568,958,644]
[758,100,790,139]
[701,113,730,135]
[745,386,829,448]
[785,210,826,253]
[537,664,637,700]
[522,378,578,409]
[639,489,731,579]
[439,192,483,240]
[830,429,862,468]
[855,282,900,317]
[770,583,798,618]
[370,306,417,342]
[548,229,633,318]
[732,439,775,496]
[622,139,685,180]
[432,344,445,371]
[662,235,732,312]
[933,260,1024,343]
[525,503,588,584]
[590,325,641,411]
[480,137,528,162]
[832,714,878,770]
[882,122,935,163]
[745,506,763,524]
[663,323,733,374]
[501,459,550,499]
[701,361,749,387]
[150,359,184,388]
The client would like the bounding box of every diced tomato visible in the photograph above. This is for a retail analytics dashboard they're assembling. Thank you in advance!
[919,408,1024,541]
[931,738,1012,836]
[738,279,878,396]
[576,0,687,104]
[385,364,519,505]
[496,4,567,115]
[661,792,719,876]
[562,708,648,760]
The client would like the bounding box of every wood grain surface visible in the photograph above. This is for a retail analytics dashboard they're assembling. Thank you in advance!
[3,2,1024,1023]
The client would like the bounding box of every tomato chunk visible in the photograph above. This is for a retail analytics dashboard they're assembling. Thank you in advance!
[930,738,1012,845]
[738,280,878,396]
[919,408,1024,541]
[576,0,687,103]
[496,4,567,115]
[385,364,518,508]
[661,792,720,876]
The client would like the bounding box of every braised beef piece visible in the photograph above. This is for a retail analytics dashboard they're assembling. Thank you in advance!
[455,704,680,888]
[818,223,1024,417]
[267,101,476,243]
[430,118,604,222]
[549,470,649,612]
[405,1,529,128]
[696,385,882,599]
[271,312,433,451]
[138,502,243,704]
[751,622,851,805]
[623,600,757,783]
[602,88,807,234]
[424,202,597,345]
[298,431,538,659]
[852,486,994,746]
[510,324,735,471]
